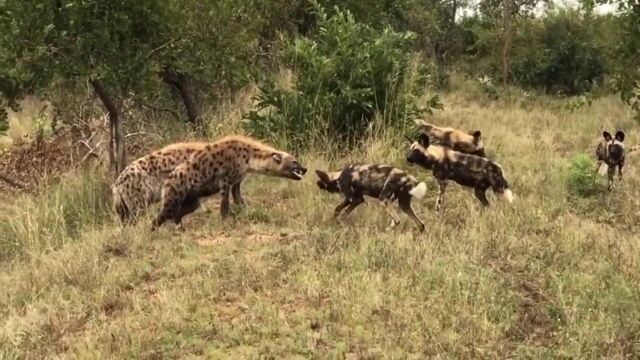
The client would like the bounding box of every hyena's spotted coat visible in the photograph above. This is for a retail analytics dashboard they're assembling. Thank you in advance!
[405,134,513,210]
[112,142,208,222]
[414,119,486,157]
[151,135,307,230]
[315,164,428,231]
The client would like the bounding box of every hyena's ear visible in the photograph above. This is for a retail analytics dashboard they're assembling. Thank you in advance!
[615,131,625,142]
[271,153,283,163]
[418,133,430,147]
[315,170,331,184]
[603,131,613,141]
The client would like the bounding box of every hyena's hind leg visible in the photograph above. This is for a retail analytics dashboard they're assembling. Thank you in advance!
[397,195,425,232]
[231,181,246,208]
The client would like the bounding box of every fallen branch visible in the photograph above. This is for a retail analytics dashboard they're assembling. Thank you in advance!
[0,172,27,189]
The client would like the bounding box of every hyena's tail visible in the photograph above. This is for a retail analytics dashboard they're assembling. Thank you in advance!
[409,181,428,199]
[112,184,131,222]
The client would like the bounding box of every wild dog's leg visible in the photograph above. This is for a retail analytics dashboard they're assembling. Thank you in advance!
[398,195,425,232]
[220,183,232,219]
[333,198,351,218]
[435,180,447,211]
[474,186,490,207]
[173,196,201,228]
[618,159,625,181]
[231,181,246,208]
[607,163,616,191]
[340,195,365,219]
[381,198,401,230]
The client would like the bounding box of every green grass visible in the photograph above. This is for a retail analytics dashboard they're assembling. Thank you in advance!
[2,88,640,358]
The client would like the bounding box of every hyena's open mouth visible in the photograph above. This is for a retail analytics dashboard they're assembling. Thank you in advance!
[291,167,307,180]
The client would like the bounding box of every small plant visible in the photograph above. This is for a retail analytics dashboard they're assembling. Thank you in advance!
[567,153,601,198]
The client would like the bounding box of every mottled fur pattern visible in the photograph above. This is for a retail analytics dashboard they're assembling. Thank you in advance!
[595,130,626,191]
[112,142,209,222]
[405,134,513,210]
[151,135,307,230]
[315,164,428,232]
[415,119,486,157]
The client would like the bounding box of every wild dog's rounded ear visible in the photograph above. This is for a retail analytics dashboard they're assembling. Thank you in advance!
[271,153,283,163]
[316,180,327,190]
[615,131,625,142]
[315,169,331,184]
[603,131,613,141]
[472,130,482,139]
[418,133,430,147]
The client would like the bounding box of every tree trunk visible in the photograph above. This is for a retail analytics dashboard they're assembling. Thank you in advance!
[502,0,513,87]
[160,68,200,124]
[89,78,125,175]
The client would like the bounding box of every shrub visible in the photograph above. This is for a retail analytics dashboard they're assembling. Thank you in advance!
[567,153,600,198]
[243,4,441,151]
[510,11,606,96]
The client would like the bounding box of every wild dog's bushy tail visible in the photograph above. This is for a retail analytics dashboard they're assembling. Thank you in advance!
[409,181,427,199]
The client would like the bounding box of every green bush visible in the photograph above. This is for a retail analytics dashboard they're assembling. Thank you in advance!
[567,153,600,198]
[243,4,441,150]
[511,11,606,96]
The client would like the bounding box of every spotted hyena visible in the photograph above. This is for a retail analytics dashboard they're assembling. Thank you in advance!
[315,164,428,231]
[112,142,209,223]
[405,134,513,210]
[595,130,626,191]
[151,135,307,230]
[414,119,486,157]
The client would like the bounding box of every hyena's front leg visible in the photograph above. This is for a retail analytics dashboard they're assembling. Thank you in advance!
[219,183,232,219]
[231,181,246,208]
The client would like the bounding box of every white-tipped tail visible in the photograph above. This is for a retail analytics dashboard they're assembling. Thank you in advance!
[501,188,514,203]
[597,163,608,176]
[409,182,428,199]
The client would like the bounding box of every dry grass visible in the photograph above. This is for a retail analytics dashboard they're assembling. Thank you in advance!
[2,85,640,359]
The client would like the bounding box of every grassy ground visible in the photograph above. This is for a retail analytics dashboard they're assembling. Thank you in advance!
[1,86,640,359]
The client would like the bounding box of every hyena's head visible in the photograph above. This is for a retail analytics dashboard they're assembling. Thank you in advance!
[405,134,442,169]
[315,170,341,193]
[265,151,308,180]
[603,130,625,163]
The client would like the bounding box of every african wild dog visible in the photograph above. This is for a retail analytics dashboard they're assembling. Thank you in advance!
[595,130,626,191]
[405,134,513,210]
[414,119,486,157]
[151,135,307,230]
[315,164,428,232]
[112,142,209,223]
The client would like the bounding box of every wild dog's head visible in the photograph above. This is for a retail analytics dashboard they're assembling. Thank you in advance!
[405,134,445,169]
[601,130,625,163]
[263,151,308,180]
[315,169,341,193]
[468,130,486,157]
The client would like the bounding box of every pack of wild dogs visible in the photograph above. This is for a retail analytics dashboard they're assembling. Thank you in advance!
[111,119,631,232]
